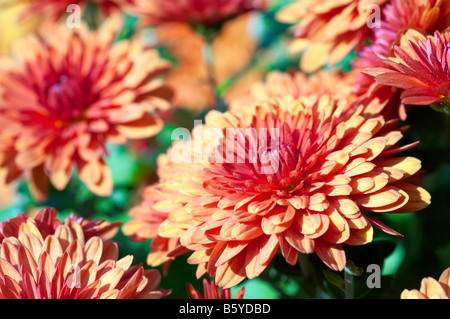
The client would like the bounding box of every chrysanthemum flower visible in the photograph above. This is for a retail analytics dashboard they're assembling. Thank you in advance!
[229,70,355,111]
[19,0,121,21]
[276,0,389,72]
[122,184,183,273]
[351,0,450,119]
[0,207,121,243]
[127,95,431,288]
[0,208,170,299]
[401,267,450,299]
[121,0,265,27]
[365,31,450,114]
[185,279,245,299]
[0,17,173,201]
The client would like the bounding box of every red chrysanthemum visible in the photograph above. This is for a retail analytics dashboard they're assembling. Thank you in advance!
[121,0,266,27]
[365,30,450,114]
[276,0,389,72]
[351,0,450,119]
[185,279,245,299]
[125,95,431,288]
[0,208,170,299]
[0,17,173,201]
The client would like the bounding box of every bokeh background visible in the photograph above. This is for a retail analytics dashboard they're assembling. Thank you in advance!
[0,0,449,299]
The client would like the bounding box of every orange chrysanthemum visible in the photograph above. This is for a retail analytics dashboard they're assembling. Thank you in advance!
[121,0,265,27]
[126,95,431,288]
[365,30,450,114]
[152,13,260,111]
[229,70,355,111]
[123,184,182,273]
[277,0,389,72]
[0,17,173,201]
[401,267,450,299]
[351,0,450,119]
[0,208,170,299]
[185,279,245,299]
[0,207,121,243]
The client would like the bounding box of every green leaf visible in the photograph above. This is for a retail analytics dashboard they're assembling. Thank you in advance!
[323,269,345,291]
[234,278,280,299]
[105,144,139,187]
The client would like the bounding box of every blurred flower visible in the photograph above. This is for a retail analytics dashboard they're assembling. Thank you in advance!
[401,267,450,299]
[127,95,430,288]
[0,207,169,299]
[0,2,41,54]
[152,22,214,111]
[152,13,260,111]
[277,0,389,72]
[229,69,355,110]
[0,169,15,209]
[351,0,450,120]
[185,279,245,299]
[121,0,265,27]
[212,13,261,85]
[365,30,450,114]
[0,16,173,201]
[18,0,121,21]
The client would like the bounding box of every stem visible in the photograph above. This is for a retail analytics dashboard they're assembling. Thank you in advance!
[297,253,329,299]
[344,260,363,299]
[203,33,227,112]
[297,253,313,279]
[344,268,355,299]
[444,110,450,147]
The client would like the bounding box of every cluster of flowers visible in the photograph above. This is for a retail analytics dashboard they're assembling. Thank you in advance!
[0,0,449,299]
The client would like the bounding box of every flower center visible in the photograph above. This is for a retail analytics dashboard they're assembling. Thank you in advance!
[44,73,91,126]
